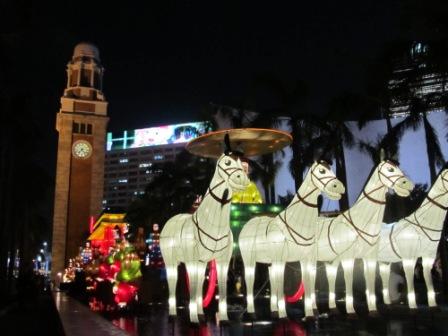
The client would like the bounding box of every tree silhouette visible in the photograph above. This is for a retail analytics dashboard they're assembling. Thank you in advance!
[125,150,214,234]
[316,93,358,210]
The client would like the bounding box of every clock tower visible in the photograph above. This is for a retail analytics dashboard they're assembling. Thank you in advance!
[52,43,109,277]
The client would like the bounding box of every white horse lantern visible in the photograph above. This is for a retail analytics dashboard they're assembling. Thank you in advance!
[239,161,345,318]
[315,160,414,314]
[160,143,250,323]
[378,168,448,308]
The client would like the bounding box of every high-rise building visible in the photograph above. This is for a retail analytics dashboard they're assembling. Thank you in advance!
[389,42,448,116]
[103,122,210,209]
[51,43,109,277]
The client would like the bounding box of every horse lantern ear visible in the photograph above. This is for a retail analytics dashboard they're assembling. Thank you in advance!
[380,148,386,162]
[390,150,399,162]
[313,146,324,163]
[313,147,332,166]
[224,133,232,155]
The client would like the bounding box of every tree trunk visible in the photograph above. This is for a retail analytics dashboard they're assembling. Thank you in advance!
[263,184,271,204]
[291,119,303,190]
[423,115,437,183]
[336,142,349,211]
[270,153,277,203]
[386,115,392,133]
[270,184,276,204]
[439,216,448,302]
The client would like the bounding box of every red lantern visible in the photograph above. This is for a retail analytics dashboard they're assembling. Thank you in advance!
[114,282,138,304]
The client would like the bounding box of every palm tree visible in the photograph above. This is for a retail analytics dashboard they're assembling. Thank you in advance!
[125,150,215,234]
[317,93,358,210]
[390,95,445,183]
[247,75,320,193]
[385,41,448,183]
[248,155,282,204]
[358,132,400,165]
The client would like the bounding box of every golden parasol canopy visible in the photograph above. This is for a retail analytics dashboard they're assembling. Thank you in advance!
[185,128,292,158]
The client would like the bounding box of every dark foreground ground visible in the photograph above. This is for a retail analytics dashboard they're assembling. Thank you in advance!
[2,269,448,336]
[0,290,65,336]
[106,299,448,336]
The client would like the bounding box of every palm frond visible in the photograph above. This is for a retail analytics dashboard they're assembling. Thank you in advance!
[357,140,379,164]
[423,116,445,168]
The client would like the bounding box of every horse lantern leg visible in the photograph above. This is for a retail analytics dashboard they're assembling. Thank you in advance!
[196,261,207,316]
[185,261,200,323]
[268,265,279,313]
[379,262,391,305]
[402,259,417,309]
[325,262,338,310]
[160,238,178,317]
[216,247,232,321]
[341,259,355,314]
[307,261,317,311]
[240,238,257,314]
[272,261,287,318]
[302,261,316,317]
[422,258,437,307]
[364,258,378,312]
[244,262,257,314]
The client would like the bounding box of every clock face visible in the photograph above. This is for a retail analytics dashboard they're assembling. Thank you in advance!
[72,140,92,159]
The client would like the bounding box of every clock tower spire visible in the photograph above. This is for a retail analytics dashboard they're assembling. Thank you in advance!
[52,42,109,278]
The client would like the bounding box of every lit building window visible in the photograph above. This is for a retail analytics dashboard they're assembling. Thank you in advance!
[154,154,164,160]
[119,158,128,163]
[102,200,107,204]
[139,163,152,168]
[118,179,128,183]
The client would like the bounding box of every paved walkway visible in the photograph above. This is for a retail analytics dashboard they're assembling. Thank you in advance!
[0,290,65,336]
[54,291,130,336]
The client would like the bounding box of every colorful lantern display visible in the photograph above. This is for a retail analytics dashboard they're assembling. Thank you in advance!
[160,150,250,323]
[378,167,448,308]
[154,129,444,321]
[98,243,142,306]
[88,213,128,255]
[315,160,414,314]
[239,161,345,318]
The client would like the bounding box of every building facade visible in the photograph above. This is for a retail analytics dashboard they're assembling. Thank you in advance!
[389,42,448,116]
[103,122,209,209]
[52,43,109,277]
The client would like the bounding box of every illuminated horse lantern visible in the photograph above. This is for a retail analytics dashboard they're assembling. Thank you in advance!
[378,167,448,308]
[239,161,345,318]
[315,160,414,314]
[160,135,249,323]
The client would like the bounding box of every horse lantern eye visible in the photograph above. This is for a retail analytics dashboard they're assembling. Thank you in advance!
[319,168,325,174]
[225,159,231,166]
[387,167,394,172]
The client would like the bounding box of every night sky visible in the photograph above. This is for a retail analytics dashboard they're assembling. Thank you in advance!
[5,1,441,180]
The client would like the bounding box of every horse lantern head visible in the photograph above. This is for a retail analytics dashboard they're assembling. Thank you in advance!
[378,160,414,197]
[215,133,250,192]
[310,160,345,200]
[216,154,250,192]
